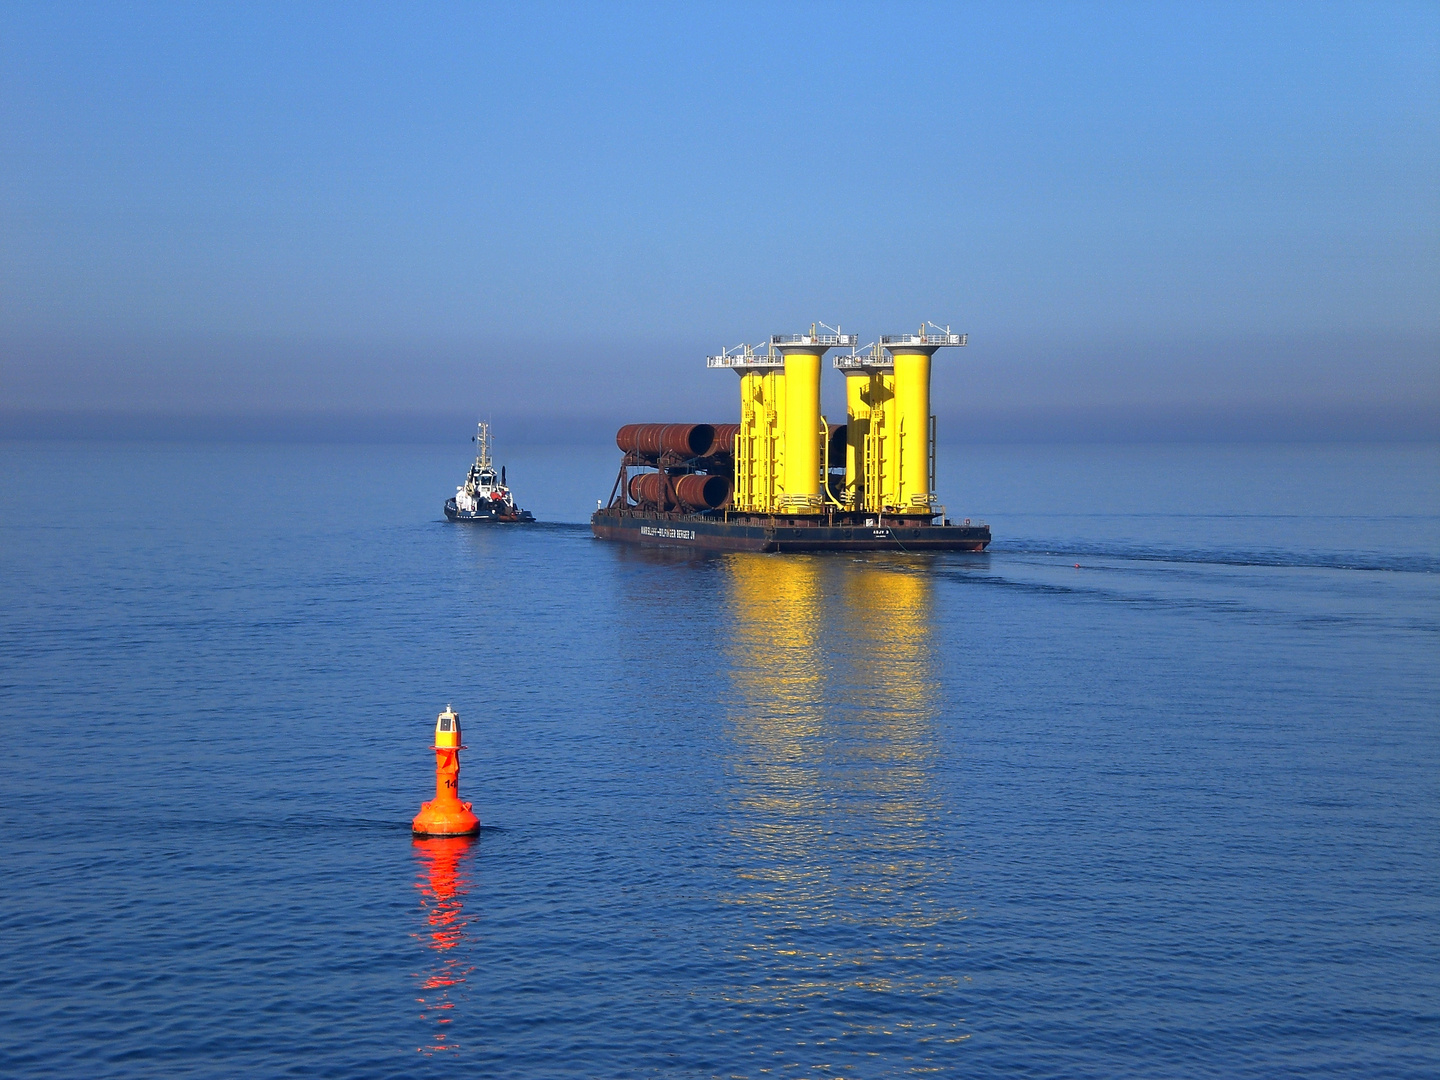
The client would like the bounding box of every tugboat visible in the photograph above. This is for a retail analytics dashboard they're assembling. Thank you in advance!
[444,421,536,523]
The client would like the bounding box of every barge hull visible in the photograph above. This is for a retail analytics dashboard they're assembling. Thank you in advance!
[591,509,989,553]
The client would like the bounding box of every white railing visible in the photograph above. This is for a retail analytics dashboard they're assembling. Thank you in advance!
[706,342,780,369]
[770,333,859,348]
[715,329,966,369]
[833,352,891,370]
[707,352,783,369]
[879,332,967,347]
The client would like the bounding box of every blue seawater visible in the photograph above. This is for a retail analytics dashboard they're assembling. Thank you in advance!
[1,440,1436,1078]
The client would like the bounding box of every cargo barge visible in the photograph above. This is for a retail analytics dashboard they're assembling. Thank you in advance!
[590,323,990,554]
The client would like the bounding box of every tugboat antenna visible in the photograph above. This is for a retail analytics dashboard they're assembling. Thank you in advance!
[473,420,492,470]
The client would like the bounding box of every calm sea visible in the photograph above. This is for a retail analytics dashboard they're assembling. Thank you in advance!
[1,440,1436,1078]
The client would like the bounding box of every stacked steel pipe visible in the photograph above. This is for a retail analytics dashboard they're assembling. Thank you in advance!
[616,423,717,459]
[613,423,737,511]
[628,472,732,511]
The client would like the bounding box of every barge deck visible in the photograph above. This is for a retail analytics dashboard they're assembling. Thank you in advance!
[591,507,990,553]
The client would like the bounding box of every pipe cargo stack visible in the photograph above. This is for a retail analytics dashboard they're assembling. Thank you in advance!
[628,472,732,511]
[591,321,990,553]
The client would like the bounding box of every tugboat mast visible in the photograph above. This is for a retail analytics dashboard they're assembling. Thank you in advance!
[473,421,492,472]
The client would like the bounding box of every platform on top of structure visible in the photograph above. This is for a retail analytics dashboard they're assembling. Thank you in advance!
[706,344,784,370]
[769,333,859,349]
[879,331,968,348]
[833,346,891,371]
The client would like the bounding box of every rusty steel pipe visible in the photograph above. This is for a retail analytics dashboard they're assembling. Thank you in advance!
[628,472,732,510]
[628,472,658,505]
[709,423,740,456]
[674,473,732,509]
[616,423,717,459]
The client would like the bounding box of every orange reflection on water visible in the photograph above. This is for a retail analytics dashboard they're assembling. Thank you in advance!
[411,835,478,1055]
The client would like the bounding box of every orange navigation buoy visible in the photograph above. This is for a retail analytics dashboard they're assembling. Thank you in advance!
[411,705,480,837]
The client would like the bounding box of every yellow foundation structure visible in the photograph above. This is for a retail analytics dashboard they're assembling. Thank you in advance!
[709,326,855,515]
[836,326,966,516]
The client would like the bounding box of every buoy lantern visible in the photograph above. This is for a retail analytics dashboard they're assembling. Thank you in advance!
[412,706,480,837]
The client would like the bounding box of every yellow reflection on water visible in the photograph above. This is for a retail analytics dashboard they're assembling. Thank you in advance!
[411,835,478,1055]
[719,553,967,1055]
[727,552,827,723]
[836,557,942,807]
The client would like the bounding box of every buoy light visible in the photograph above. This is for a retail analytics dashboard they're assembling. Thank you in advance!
[435,707,460,749]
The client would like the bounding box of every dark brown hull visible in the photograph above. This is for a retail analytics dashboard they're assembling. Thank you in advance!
[590,508,990,553]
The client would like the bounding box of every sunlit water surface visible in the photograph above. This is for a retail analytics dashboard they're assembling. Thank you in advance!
[1,440,1436,1078]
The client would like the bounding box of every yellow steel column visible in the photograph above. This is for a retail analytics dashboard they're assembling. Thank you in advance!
[738,371,759,512]
[772,370,786,511]
[891,348,933,509]
[780,349,822,512]
[865,371,897,512]
[762,370,785,511]
[737,369,785,513]
[843,372,869,509]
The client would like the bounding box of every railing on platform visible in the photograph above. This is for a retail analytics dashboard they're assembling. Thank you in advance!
[769,333,858,348]
[879,332,967,348]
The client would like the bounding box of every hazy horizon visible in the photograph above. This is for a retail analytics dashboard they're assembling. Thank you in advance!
[3,3,1436,441]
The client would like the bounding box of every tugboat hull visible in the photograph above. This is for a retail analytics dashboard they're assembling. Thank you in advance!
[591,508,989,553]
[445,498,536,523]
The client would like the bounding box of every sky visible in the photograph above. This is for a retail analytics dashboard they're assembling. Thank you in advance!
[1,1,1437,439]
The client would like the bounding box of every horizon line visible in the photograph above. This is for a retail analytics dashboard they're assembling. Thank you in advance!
[3,404,1437,445]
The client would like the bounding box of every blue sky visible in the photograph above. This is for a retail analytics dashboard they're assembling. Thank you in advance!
[2,2,1436,435]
